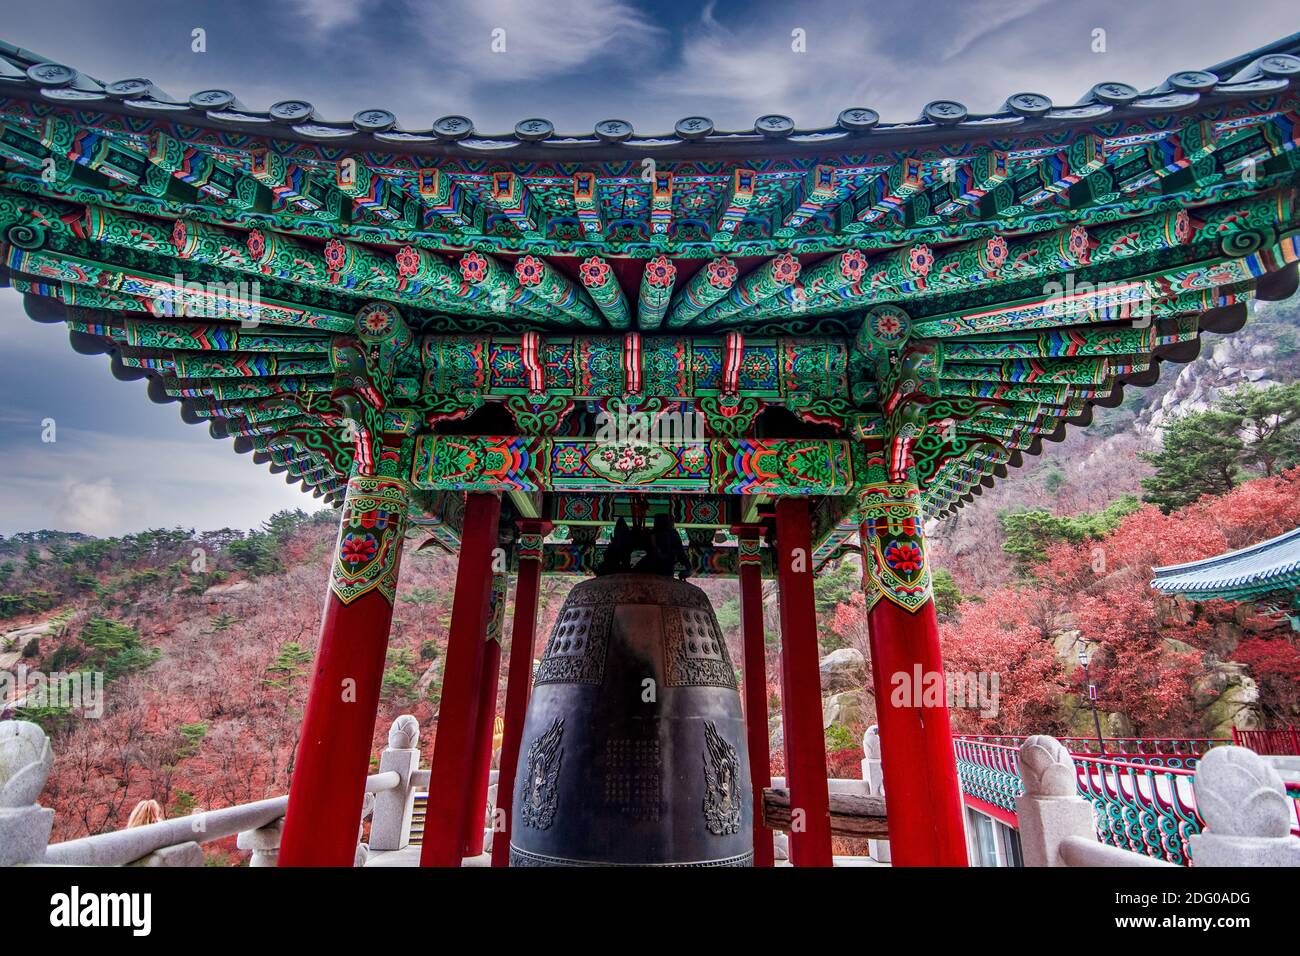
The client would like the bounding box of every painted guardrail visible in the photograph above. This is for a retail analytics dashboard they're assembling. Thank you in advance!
[954,736,1300,866]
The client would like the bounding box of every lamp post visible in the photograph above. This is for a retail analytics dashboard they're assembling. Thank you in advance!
[1077,642,1105,755]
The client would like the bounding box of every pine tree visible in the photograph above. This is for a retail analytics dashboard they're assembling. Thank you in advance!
[1140,409,1245,511]
[1140,383,1300,512]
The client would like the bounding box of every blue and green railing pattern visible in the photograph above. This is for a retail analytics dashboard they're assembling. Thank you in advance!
[953,736,1300,866]
[957,735,1222,769]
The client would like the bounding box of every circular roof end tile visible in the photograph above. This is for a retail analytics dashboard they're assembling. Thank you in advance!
[105,77,153,99]
[1006,92,1052,117]
[353,108,397,132]
[270,99,316,122]
[674,115,714,140]
[26,63,77,87]
[432,115,474,140]
[923,100,968,125]
[1257,53,1300,79]
[189,89,236,110]
[514,118,554,142]
[1167,69,1219,92]
[837,107,880,131]
[594,118,634,143]
[1090,81,1139,105]
[754,114,795,138]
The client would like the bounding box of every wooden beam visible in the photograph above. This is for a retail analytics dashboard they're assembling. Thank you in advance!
[761,788,888,839]
[413,435,870,496]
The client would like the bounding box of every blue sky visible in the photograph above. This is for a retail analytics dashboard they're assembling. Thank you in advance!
[0,0,1295,535]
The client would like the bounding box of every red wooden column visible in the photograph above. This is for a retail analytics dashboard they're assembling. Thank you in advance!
[491,521,550,867]
[735,525,775,867]
[280,474,409,866]
[773,498,834,866]
[860,479,967,866]
[462,572,507,856]
[420,492,502,867]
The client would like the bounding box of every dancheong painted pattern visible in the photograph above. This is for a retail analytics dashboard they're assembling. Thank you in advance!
[3,33,1300,575]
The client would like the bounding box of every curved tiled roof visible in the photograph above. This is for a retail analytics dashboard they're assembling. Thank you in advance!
[1151,526,1300,600]
[2,31,1300,534]
[1,34,1298,162]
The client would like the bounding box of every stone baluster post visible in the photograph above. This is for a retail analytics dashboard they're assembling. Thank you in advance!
[1015,735,1099,867]
[237,818,284,868]
[0,720,55,866]
[355,792,374,867]
[861,725,890,863]
[369,715,421,852]
[1189,745,1300,866]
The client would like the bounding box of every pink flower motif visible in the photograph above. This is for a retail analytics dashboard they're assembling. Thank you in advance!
[324,238,347,273]
[340,533,378,564]
[772,253,801,285]
[644,255,676,288]
[707,256,738,288]
[171,219,188,253]
[985,236,1009,270]
[682,447,706,471]
[839,250,867,282]
[580,256,610,286]
[395,245,420,277]
[1173,209,1191,244]
[515,255,544,287]
[1068,224,1091,263]
[246,229,266,260]
[908,244,934,276]
[460,251,487,283]
[883,540,924,573]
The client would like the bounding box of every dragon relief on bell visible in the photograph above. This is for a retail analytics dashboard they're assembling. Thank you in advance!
[703,721,742,836]
[520,716,564,830]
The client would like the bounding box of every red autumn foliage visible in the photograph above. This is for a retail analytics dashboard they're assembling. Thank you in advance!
[938,587,1064,735]
[936,467,1300,737]
[1231,636,1300,716]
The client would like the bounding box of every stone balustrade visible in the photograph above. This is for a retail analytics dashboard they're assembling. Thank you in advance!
[8,714,1297,868]
[1015,735,1300,867]
[0,716,420,867]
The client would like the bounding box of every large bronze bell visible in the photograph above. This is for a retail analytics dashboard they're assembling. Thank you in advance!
[509,573,753,866]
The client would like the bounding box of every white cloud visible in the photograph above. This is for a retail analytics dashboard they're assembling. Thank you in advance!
[0,427,319,537]
[52,478,125,537]
[288,0,377,35]
[934,0,1049,63]
[406,0,667,83]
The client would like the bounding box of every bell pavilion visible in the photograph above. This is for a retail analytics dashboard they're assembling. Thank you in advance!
[2,30,1300,867]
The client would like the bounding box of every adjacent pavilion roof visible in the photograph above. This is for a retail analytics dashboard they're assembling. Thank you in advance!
[1151,526,1300,602]
[2,33,1300,570]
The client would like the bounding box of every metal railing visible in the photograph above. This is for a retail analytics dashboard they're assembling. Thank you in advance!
[953,738,1022,815]
[1073,754,1202,865]
[1233,727,1300,755]
[954,735,1300,866]
[955,739,1202,863]
[956,735,1226,769]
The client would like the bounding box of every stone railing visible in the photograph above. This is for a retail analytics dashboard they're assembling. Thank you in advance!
[1016,736,1300,867]
[1,715,430,867]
